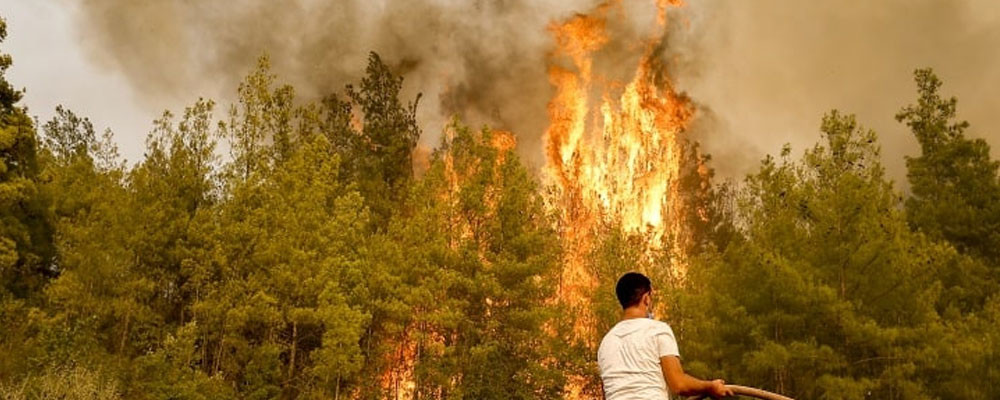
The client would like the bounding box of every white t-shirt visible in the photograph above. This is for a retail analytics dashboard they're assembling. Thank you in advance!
[597,318,681,400]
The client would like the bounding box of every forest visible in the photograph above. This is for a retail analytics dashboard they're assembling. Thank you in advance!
[1,14,999,400]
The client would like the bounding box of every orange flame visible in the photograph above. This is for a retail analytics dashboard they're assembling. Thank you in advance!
[384,0,704,396]
[544,0,696,343]
[380,129,519,398]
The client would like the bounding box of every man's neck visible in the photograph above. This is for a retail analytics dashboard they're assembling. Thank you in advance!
[621,306,647,321]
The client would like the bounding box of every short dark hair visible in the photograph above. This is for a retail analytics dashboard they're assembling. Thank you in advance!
[616,272,651,309]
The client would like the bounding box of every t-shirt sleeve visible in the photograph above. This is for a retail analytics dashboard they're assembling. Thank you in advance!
[654,324,680,359]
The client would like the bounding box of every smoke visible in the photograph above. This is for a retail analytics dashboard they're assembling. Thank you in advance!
[73,0,608,167]
[72,0,1000,182]
[665,0,1000,182]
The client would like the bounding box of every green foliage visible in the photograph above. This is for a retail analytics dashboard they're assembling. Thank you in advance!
[675,111,975,399]
[383,124,564,399]
[131,322,236,400]
[2,12,999,400]
[220,55,295,179]
[895,68,1000,398]
[897,68,1000,265]
[345,52,422,228]
[0,16,53,299]
[39,106,144,360]
[202,133,368,397]
[127,100,218,339]
[0,18,55,383]
[41,105,119,168]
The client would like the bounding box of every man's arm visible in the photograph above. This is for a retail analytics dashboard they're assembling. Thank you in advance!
[660,356,734,398]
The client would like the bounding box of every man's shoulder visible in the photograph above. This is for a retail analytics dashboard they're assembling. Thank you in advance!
[598,322,622,346]
[602,318,675,339]
[646,319,675,336]
[647,318,671,328]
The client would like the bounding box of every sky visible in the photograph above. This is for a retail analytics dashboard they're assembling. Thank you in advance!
[3,1,161,164]
[3,0,999,185]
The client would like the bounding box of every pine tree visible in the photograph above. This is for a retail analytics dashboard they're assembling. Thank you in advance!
[897,68,1000,266]
[345,52,422,229]
[128,99,218,331]
[0,17,53,298]
[36,106,157,382]
[677,111,957,399]
[186,62,371,398]
[387,123,563,399]
[0,17,55,381]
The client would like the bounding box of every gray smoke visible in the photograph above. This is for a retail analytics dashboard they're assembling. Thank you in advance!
[73,0,611,167]
[667,0,1000,182]
[72,0,1000,182]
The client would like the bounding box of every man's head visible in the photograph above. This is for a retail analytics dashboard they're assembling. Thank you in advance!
[615,272,652,310]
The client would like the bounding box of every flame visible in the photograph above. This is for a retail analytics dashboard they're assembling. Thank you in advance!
[380,336,417,399]
[490,130,517,164]
[544,0,697,343]
[382,0,705,396]
[380,129,518,398]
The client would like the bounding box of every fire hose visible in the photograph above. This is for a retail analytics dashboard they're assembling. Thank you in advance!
[685,385,794,400]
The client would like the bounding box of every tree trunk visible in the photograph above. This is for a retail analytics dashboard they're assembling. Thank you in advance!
[214,335,225,375]
[288,321,298,380]
[119,311,131,354]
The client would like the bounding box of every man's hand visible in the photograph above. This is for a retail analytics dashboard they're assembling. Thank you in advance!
[707,379,734,398]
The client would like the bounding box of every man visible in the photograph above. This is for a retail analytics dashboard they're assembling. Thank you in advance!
[598,272,733,399]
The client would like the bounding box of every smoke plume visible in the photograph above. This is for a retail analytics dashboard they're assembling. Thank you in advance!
[74,0,609,166]
[667,0,1000,181]
[73,0,1000,181]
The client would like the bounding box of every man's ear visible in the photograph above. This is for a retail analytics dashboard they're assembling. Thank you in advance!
[642,292,651,307]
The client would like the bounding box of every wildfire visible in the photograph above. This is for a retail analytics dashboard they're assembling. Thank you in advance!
[544,0,697,342]
[384,0,705,397]
[381,128,519,399]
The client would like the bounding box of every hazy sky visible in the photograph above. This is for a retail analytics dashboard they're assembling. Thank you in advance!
[4,1,158,164]
[3,0,999,186]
